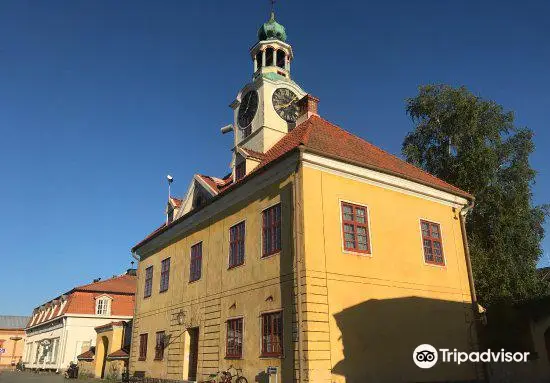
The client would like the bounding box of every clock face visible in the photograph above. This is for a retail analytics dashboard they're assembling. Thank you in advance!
[273,88,300,123]
[237,90,259,128]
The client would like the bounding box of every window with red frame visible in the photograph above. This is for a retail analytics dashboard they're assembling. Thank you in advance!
[160,258,170,292]
[229,221,245,268]
[261,311,283,357]
[139,333,148,360]
[235,162,246,181]
[421,220,445,265]
[154,331,165,360]
[226,318,243,358]
[144,266,153,298]
[190,242,202,282]
[341,202,370,253]
[262,204,281,257]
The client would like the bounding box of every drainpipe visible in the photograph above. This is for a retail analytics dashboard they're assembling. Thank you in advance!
[293,148,305,383]
[459,200,489,382]
[459,200,477,308]
[128,252,140,377]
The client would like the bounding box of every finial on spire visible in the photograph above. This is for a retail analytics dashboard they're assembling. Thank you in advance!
[270,0,276,19]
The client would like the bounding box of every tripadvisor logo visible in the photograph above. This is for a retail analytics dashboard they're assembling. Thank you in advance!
[413,344,530,369]
[413,344,438,369]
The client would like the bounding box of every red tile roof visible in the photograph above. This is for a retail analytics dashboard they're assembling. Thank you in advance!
[26,274,137,328]
[260,115,471,198]
[196,174,221,194]
[63,291,135,317]
[240,147,266,161]
[169,196,182,208]
[107,348,129,359]
[95,321,126,331]
[77,348,95,360]
[133,115,471,251]
[75,274,136,295]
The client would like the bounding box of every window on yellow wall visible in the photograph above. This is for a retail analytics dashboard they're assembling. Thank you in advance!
[229,221,245,268]
[226,318,243,358]
[139,333,148,361]
[421,220,445,265]
[154,331,165,360]
[261,311,283,357]
[341,202,371,254]
[262,204,281,257]
[160,258,170,292]
[144,266,153,298]
[190,242,202,282]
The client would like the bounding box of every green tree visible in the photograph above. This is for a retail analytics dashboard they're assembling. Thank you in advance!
[403,84,548,307]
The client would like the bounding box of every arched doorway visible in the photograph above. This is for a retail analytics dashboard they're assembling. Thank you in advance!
[95,336,109,379]
[100,337,109,379]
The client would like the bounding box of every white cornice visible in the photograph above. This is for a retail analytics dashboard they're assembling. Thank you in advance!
[302,152,469,208]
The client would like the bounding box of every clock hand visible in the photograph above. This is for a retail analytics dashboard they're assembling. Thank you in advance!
[278,98,297,110]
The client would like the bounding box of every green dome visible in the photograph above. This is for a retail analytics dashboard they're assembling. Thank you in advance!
[257,12,287,42]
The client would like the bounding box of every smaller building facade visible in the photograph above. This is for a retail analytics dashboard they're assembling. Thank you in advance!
[0,316,29,369]
[77,320,132,380]
[23,269,136,372]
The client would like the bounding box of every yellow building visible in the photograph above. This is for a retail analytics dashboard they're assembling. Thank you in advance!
[0,316,28,370]
[130,12,481,383]
[77,320,132,380]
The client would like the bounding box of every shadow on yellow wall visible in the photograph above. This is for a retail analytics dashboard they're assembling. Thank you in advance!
[332,296,479,383]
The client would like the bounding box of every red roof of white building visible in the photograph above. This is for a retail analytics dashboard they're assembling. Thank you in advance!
[26,273,136,329]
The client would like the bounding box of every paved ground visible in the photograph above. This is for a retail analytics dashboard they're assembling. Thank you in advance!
[0,371,65,383]
[0,371,101,383]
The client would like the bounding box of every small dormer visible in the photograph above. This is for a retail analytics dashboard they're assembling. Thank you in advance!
[166,197,182,224]
[95,294,113,316]
[232,147,265,182]
[234,154,246,182]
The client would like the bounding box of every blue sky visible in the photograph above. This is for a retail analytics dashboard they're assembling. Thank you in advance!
[1,1,548,315]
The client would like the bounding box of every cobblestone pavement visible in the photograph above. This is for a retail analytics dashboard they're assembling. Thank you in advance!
[0,371,100,383]
[0,371,65,383]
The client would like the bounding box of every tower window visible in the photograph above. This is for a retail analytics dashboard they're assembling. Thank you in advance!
[266,48,274,66]
[276,50,285,69]
[235,162,246,181]
[256,52,263,70]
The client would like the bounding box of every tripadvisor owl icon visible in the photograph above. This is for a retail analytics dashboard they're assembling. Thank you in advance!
[413,344,438,369]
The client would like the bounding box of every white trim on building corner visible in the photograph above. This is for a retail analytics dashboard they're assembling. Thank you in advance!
[302,152,469,208]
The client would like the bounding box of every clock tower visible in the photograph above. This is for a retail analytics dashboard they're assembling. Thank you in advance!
[229,11,307,179]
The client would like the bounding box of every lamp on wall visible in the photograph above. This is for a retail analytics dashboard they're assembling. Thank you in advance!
[176,310,186,326]
[163,310,188,349]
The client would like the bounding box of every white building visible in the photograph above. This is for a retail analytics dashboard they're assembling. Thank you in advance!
[23,270,136,371]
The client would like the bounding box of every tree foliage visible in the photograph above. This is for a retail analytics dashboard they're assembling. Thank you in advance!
[403,84,548,307]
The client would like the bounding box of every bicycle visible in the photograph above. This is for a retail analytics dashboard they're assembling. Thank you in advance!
[203,365,248,383]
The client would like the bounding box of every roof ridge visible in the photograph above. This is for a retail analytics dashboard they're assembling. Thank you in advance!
[311,115,467,193]
[74,273,132,291]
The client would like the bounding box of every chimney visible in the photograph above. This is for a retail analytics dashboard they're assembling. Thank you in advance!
[296,94,320,125]
[126,268,137,276]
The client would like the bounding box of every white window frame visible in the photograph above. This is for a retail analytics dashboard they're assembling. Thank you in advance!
[95,295,113,316]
